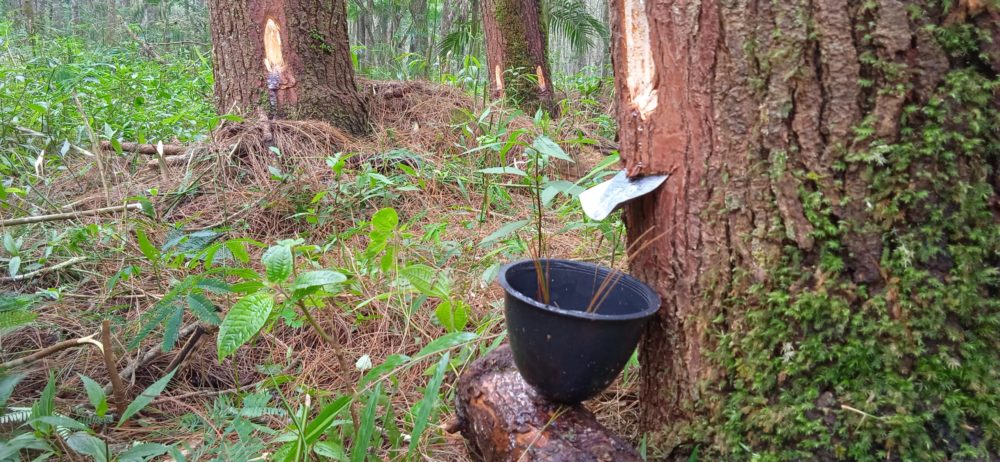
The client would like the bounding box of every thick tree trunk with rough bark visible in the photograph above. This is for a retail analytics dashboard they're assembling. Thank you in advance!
[482,0,557,114]
[611,0,1000,459]
[453,345,642,461]
[208,0,370,135]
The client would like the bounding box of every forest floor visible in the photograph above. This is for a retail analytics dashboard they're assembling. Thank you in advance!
[1,65,635,459]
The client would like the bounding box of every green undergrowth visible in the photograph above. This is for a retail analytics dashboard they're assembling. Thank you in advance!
[1,25,215,201]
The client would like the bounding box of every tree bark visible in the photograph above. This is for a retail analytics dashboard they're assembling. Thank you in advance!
[408,0,428,54]
[207,0,370,135]
[454,345,642,462]
[481,0,557,114]
[611,0,1000,459]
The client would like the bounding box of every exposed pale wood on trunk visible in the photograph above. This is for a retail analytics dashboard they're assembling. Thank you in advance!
[610,0,997,458]
[481,0,557,114]
[207,0,370,134]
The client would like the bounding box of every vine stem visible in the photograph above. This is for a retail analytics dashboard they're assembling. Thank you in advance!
[278,286,361,432]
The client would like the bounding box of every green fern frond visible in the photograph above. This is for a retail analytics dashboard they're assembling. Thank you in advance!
[0,310,37,330]
[0,407,32,426]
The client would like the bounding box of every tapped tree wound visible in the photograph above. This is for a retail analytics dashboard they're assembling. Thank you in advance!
[263,18,284,73]
[623,0,657,119]
[494,64,505,94]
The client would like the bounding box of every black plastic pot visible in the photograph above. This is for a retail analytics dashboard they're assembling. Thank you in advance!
[497,259,661,403]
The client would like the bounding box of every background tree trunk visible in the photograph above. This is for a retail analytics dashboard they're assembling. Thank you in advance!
[611,0,1000,459]
[208,0,369,135]
[481,0,557,114]
[408,0,428,54]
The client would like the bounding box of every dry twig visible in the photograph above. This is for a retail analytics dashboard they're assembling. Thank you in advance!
[0,203,141,227]
[101,320,128,416]
[0,333,102,370]
[0,256,87,282]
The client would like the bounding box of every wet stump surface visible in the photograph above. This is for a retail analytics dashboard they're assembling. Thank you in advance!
[454,344,641,462]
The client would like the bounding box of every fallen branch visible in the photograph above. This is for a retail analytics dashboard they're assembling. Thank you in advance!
[0,203,142,227]
[0,256,87,282]
[146,154,191,169]
[100,140,185,156]
[454,345,641,461]
[165,326,205,372]
[101,320,128,416]
[0,333,103,370]
[106,323,202,395]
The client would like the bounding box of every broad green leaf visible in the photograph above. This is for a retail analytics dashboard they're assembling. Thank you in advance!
[304,395,352,444]
[400,264,448,298]
[186,293,221,325]
[0,432,52,459]
[371,207,399,235]
[0,373,26,407]
[261,245,293,283]
[79,374,108,417]
[477,166,527,176]
[30,372,56,432]
[2,234,16,256]
[359,354,410,388]
[408,352,449,456]
[479,219,529,246]
[291,270,347,292]
[7,256,19,277]
[350,382,382,462]
[118,369,177,426]
[435,301,469,333]
[66,432,108,462]
[313,440,346,460]
[531,135,573,162]
[365,208,399,259]
[135,229,160,262]
[29,415,89,431]
[117,443,170,462]
[415,332,477,358]
[217,292,275,360]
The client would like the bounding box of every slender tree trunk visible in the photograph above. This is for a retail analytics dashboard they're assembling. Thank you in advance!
[22,0,35,36]
[70,0,79,29]
[105,0,115,42]
[408,0,427,54]
[481,0,557,114]
[207,0,370,135]
[612,0,1000,459]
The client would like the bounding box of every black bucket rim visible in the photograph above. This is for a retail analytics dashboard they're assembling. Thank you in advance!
[497,258,661,322]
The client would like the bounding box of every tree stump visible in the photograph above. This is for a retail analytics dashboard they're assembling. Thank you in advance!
[453,345,641,462]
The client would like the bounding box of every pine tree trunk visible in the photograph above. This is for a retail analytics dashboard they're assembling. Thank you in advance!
[70,0,79,28]
[22,0,35,36]
[408,0,428,54]
[611,0,1000,459]
[207,0,370,135]
[481,0,557,114]
[104,0,115,42]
